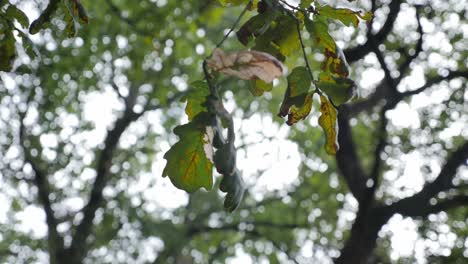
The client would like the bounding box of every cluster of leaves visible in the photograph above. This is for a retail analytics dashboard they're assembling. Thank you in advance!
[0,0,88,72]
[0,1,29,71]
[162,0,371,210]
[163,80,245,212]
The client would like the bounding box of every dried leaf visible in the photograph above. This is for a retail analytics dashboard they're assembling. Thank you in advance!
[207,48,283,83]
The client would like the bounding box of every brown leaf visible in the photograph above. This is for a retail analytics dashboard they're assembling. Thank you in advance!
[207,48,283,83]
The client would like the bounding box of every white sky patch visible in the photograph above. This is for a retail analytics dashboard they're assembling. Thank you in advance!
[15,205,48,239]
[387,103,421,129]
[393,152,425,195]
[227,247,253,264]
[386,215,419,260]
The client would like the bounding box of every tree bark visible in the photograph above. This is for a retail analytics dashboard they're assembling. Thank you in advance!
[335,206,392,264]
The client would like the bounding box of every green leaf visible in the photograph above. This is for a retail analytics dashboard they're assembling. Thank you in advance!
[252,13,300,59]
[5,4,29,28]
[162,113,215,192]
[237,11,277,45]
[17,31,36,58]
[287,66,311,97]
[249,79,273,96]
[182,81,210,120]
[305,16,336,52]
[359,11,373,21]
[315,72,356,106]
[278,67,313,125]
[269,14,300,57]
[29,0,60,34]
[317,5,361,27]
[300,0,314,9]
[0,28,16,72]
[75,1,90,24]
[318,95,339,155]
[65,0,89,25]
[253,36,285,61]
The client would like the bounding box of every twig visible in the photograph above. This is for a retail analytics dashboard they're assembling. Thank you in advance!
[295,15,316,84]
[211,0,253,55]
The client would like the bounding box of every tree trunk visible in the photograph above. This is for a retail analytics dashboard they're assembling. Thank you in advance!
[335,207,393,264]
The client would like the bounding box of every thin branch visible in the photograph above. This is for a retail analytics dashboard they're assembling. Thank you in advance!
[335,106,368,202]
[368,105,389,196]
[384,141,468,217]
[370,37,397,93]
[212,0,253,54]
[399,70,468,98]
[104,0,153,37]
[294,12,317,85]
[188,220,309,236]
[394,6,424,84]
[69,90,141,256]
[347,70,468,116]
[110,81,125,100]
[343,0,401,63]
[19,105,64,259]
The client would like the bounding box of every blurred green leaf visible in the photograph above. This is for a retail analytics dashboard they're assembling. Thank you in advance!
[29,0,59,34]
[0,28,16,71]
[5,4,29,28]
[249,79,273,96]
[237,11,276,45]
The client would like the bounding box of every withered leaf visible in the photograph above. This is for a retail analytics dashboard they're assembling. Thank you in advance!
[207,48,283,83]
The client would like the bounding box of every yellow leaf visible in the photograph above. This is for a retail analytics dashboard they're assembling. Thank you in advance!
[318,95,339,155]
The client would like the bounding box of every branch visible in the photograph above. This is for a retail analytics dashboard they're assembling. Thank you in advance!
[335,106,368,202]
[187,220,309,237]
[399,70,468,98]
[369,35,397,93]
[348,70,468,115]
[104,0,154,37]
[344,0,401,63]
[68,88,187,256]
[213,0,253,52]
[19,109,64,258]
[69,94,141,255]
[394,6,424,84]
[367,105,389,197]
[384,141,468,217]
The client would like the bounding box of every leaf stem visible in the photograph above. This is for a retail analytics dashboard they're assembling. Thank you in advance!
[291,11,322,96]
[211,0,253,55]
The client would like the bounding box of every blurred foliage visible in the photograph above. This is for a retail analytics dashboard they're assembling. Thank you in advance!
[0,0,467,263]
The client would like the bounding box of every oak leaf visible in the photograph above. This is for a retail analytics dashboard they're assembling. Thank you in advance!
[207,48,283,83]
